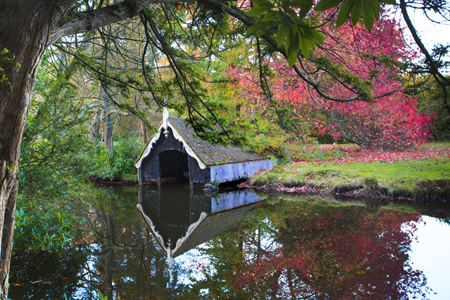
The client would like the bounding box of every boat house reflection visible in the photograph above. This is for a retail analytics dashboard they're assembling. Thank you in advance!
[137,184,263,260]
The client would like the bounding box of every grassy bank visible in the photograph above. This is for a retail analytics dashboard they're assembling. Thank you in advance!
[249,143,450,201]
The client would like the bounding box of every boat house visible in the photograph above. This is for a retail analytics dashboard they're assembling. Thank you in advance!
[135,108,274,187]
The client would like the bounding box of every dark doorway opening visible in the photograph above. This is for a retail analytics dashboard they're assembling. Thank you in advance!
[159,150,189,182]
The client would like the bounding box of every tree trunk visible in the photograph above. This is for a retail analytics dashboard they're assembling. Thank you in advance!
[89,107,101,140]
[89,83,103,141]
[103,97,113,153]
[141,120,147,145]
[0,0,75,297]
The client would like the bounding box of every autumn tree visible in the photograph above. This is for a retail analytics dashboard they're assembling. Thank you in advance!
[224,13,433,149]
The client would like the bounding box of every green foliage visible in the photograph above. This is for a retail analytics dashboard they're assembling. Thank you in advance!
[0,47,21,86]
[197,47,318,158]
[17,50,94,252]
[20,58,93,200]
[409,75,450,141]
[98,290,122,300]
[95,138,142,180]
[246,0,324,63]
[212,172,220,185]
[14,200,78,252]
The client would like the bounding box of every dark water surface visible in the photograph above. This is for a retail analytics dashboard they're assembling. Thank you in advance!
[9,183,450,299]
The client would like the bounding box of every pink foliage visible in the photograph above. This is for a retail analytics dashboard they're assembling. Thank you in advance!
[293,144,450,165]
[228,13,434,149]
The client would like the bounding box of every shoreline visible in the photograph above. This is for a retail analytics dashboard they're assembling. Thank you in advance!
[239,177,450,202]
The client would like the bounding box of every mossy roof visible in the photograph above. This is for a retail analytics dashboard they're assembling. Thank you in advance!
[168,117,265,166]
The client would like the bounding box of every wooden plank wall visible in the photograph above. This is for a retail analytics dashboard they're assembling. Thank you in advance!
[209,159,274,183]
[188,156,210,183]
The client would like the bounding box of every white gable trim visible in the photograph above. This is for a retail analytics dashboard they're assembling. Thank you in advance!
[137,203,208,257]
[172,211,208,256]
[135,109,207,170]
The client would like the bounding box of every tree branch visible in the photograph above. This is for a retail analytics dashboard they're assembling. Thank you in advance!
[399,0,450,113]
[49,0,192,45]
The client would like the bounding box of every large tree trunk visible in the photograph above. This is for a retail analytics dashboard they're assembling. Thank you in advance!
[0,0,75,297]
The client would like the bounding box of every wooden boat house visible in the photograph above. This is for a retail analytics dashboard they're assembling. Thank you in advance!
[135,108,274,187]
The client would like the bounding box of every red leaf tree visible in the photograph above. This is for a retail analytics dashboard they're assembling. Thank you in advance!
[227,13,434,149]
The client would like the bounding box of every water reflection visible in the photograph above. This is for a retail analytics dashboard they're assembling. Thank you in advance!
[9,184,443,299]
[193,198,430,299]
[137,184,263,259]
[10,186,181,299]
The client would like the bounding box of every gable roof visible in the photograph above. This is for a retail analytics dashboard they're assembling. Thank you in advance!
[135,108,265,169]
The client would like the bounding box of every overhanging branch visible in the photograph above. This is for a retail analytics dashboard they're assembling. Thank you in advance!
[49,0,193,45]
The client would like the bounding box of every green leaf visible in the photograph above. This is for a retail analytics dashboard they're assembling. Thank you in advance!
[246,21,275,37]
[310,28,325,44]
[293,0,314,19]
[362,1,374,31]
[252,0,275,6]
[262,11,278,22]
[299,37,310,59]
[369,0,380,20]
[282,4,298,20]
[289,0,310,7]
[336,0,353,27]
[287,26,300,65]
[277,23,287,46]
[351,0,361,25]
[381,0,396,3]
[248,5,273,17]
[314,0,342,11]
[1,48,9,56]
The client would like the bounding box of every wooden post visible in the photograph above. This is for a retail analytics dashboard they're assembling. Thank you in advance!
[157,179,161,192]
[138,168,143,186]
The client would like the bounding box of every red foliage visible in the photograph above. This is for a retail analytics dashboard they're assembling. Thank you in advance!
[228,13,434,149]
[293,143,450,165]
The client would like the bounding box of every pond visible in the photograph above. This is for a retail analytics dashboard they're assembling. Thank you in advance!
[9,183,450,299]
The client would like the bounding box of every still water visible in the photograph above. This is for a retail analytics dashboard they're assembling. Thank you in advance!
[10,183,450,299]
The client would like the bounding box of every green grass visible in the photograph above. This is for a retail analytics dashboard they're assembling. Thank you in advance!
[122,173,138,181]
[250,143,450,199]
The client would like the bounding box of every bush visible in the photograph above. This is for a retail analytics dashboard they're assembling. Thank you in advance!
[14,198,78,252]
[96,138,142,180]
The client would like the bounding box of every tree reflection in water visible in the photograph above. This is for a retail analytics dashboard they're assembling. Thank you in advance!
[186,199,431,299]
[72,186,184,299]
[10,186,183,299]
[10,186,433,299]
